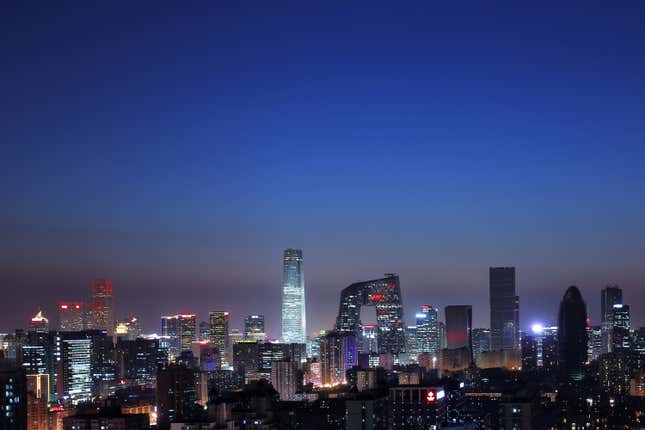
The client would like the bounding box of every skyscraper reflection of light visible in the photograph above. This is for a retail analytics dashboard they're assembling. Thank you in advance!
[281,249,306,344]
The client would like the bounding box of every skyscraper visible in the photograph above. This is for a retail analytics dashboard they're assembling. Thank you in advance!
[209,311,230,365]
[281,249,306,344]
[26,373,49,430]
[91,279,114,335]
[489,267,519,351]
[416,305,439,356]
[244,314,266,341]
[558,286,588,381]
[178,314,196,352]
[28,311,49,334]
[58,332,93,401]
[335,274,405,354]
[444,305,472,352]
[320,331,357,385]
[59,302,84,331]
[601,285,623,323]
[161,315,181,359]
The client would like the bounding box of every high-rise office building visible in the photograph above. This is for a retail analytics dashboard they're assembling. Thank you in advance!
[471,328,491,366]
[91,279,114,335]
[320,331,357,386]
[416,305,439,356]
[58,332,93,402]
[558,286,588,381]
[601,285,623,323]
[358,325,378,354]
[336,274,405,354]
[587,325,603,362]
[29,311,49,333]
[404,326,419,356]
[281,249,306,344]
[489,267,519,351]
[26,373,49,430]
[178,314,196,352]
[244,315,266,342]
[209,311,230,365]
[161,315,181,359]
[59,302,84,331]
[198,321,210,341]
[609,304,631,351]
[444,305,472,352]
[116,337,166,386]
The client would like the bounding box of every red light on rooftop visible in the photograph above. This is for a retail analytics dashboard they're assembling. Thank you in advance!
[224,312,230,316]
[363,324,375,329]
[75,305,80,309]
[388,283,396,289]
[420,305,429,310]
[369,294,385,301]
[60,305,68,309]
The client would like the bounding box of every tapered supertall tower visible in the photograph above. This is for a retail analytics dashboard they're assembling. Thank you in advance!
[281,249,306,344]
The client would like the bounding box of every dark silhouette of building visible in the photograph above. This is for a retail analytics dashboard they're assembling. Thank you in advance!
[601,285,622,323]
[445,305,472,352]
[156,364,197,429]
[63,405,149,430]
[0,360,27,430]
[489,267,520,351]
[557,286,588,381]
[335,274,405,354]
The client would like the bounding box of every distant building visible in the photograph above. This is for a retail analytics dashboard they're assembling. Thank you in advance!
[416,305,440,356]
[244,315,266,342]
[198,321,210,341]
[29,311,49,334]
[609,304,631,351]
[57,332,93,402]
[439,347,471,371]
[489,267,519,351]
[91,279,114,335]
[59,303,84,331]
[116,337,166,386]
[178,314,196,353]
[320,331,357,385]
[281,249,307,344]
[557,286,588,381]
[115,316,141,341]
[471,328,491,366]
[336,274,405,354]
[445,305,472,355]
[209,311,230,366]
[358,325,378,354]
[601,285,622,323]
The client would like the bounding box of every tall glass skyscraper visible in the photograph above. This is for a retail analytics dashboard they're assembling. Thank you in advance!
[281,249,306,344]
[489,267,519,351]
[416,305,439,356]
[91,279,114,336]
[558,285,588,381]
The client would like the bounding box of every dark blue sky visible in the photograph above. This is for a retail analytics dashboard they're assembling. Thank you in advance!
[2,2,645,335]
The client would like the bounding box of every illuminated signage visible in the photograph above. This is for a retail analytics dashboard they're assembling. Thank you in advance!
[369,294,385,301]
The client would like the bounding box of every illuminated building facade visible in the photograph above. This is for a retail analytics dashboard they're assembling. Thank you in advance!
[29,311,49,333]
[58,303,84,331]
[115,316,141,341]
[609,304,631,351]
[404,326,419,356]
[244,314,266,341]
[471,328,491,366]
[26,373,49,430]
[489,267,519,351]
[358,324,378,354]
[161,315,181,359]
[388,386,447,429]
[91,279,114,335]
[557,286,588,381]
[335,274,405,354]
[281,248,306,344]
[209,311,230,365]
[178,314,196,352]
[416,305,439,355]
[320,331,357,385]
[58,332,92,402]
[445,305,472,352]
[116,337,166,386]
[156,364,197,429]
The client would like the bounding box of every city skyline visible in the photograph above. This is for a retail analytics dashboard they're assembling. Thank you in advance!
[3,3,645,340]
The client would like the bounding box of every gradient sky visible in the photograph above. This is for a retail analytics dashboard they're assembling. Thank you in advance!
[2,2,645,336]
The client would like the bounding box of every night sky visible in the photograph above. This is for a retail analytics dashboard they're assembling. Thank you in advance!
[2,2,645,336]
